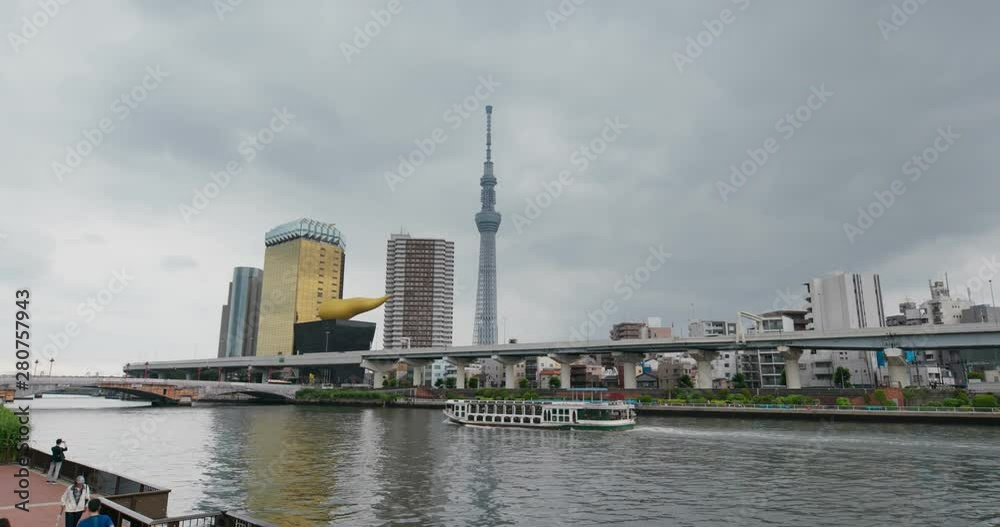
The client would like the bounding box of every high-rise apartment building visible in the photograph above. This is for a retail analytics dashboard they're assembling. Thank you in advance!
[256,219,346,357]
[382,233,455,349]
[218,267,263,357]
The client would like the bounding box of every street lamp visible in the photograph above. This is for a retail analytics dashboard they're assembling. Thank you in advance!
[33,360,38,376]
[990,279,996,309]
[144,361,149,379]
[48,358,54,376]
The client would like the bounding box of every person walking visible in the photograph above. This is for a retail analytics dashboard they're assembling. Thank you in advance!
[76,499,113,527]
[46,438,68,483]
[58,475,90,527]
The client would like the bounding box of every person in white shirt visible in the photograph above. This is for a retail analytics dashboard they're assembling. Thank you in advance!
[59,475,91,527]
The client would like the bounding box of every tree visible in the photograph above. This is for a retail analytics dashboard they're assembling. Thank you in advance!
[434,378,444,388]
[518,377,530,389]
[548,376,561,389]
[731,372,747,389]
[467,377,479,389]
[678,374,694,389]
[833,367,852,388]
[445,377,457,389]
[384,378,398,388]
[968,371,985,381]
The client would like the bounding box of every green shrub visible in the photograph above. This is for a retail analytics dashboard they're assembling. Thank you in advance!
[972,394,998,408]
[784,395,805,405]
[0,407,23,449]
[638,394,654,404]
[709,399,727,405]
[714,389,730,400]
[835,397,851,407]
[726,393,746,402]
[751,394,774,404]
[941,398,962,407]
[296,388,399,402]
[665,398,686,404]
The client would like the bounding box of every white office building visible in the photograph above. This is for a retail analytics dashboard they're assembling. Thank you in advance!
[802,272,886,387]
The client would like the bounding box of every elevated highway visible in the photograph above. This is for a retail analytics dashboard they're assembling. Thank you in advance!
[118,324,1000,390]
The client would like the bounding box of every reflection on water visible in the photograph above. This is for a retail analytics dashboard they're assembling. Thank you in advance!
[26,396,1000,526]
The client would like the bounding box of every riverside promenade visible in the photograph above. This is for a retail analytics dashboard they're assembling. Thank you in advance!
[1,448,276,527]
[0,467,65,527]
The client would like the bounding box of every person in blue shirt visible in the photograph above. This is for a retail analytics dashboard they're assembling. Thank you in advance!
[76,499,113,527]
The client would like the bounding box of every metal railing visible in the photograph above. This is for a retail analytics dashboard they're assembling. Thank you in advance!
[16,447,275,526]
[100,499,279,527]
[24,447,170,518]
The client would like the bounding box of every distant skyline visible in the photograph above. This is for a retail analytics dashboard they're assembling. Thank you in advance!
[2,1,999,375]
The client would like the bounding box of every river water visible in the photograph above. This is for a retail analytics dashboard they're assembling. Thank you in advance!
[25,396,1000,526]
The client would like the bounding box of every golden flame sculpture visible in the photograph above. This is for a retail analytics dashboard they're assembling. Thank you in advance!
[317,295,390,320]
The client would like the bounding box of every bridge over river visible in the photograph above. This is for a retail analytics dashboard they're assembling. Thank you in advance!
[0,376,298,404]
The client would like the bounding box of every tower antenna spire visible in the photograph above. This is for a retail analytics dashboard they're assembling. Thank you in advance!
[485,105,493,162]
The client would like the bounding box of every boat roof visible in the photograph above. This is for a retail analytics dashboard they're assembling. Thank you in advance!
[446,399,634,408]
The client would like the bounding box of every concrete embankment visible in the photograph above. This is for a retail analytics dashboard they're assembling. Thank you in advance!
[637,405,1000,425]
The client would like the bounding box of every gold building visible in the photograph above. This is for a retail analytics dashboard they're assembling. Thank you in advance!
[255,218,346,356]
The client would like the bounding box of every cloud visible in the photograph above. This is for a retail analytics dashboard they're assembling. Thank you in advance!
[1,0,999,373]
[160,255,199,272]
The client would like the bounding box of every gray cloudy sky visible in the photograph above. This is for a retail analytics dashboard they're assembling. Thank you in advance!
[2,0,999,375]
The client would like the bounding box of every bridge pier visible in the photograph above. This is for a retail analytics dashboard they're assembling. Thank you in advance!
[687,350,719,390]
[549,353,578,389]
[613,352,645,390]
[361,359,399,389]
[492,356,523,389]
[883,348,909,388]
[402,358,433,387]
[778,346,803,390]
[445,357,473,389]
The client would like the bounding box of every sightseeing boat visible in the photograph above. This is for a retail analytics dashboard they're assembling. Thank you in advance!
[443,394,636,431]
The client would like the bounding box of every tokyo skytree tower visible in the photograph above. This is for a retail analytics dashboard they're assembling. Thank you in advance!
[473,105,500,345]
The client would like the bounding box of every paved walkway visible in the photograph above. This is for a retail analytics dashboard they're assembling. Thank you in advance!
[0,465,90,527]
